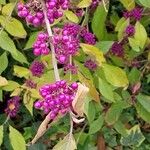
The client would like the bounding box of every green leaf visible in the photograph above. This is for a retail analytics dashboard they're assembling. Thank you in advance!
[137,94,150,113]
[24,32,38,50]
[0,31,17,55]
[2,3,14,16]
[0,125,3,146]
[98,78,115,102]
[136,102,150,123]
[0,0,6,4]
[105,101,128,125]
[102,64,129,87]
[114,121,128,136]
[64,10,79,23]
[92,4,108,40]
[128,37,141,52]
[14,65,30,78]
[115,17,126,31]
[9,126,26,150]
[119,0,135,11]
[11,50,28,64]
[120,125,145,147]
[138,0,150,8]
[0,15,27,38]
[89,115,104,134]
[0,52,8,74]
[134,21,147,49]
[118,18,129,40]
[2,80,20,91]
[80,43,106,66]
[84,97,96,124]
[77,0,92,8]
[53,133,77,150]
[128,68,141,84]
[96,41,113,54]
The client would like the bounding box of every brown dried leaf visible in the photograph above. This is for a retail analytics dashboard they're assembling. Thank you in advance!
[31,113,50,144]
[72,83,89,117]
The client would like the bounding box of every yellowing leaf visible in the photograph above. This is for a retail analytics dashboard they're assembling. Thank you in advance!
[2,3,14,16]
[102,64,129,87]
[9,126,26,150]
[72,83,89,117]
[53,134,77,150]
[78,72,99,102]
[2,80,20,91]
[80,43,106,66]
[0,76,8,87]
[23,91,34,115]
[0,31,17,55]
[77,0,92,8]
[134,21,147,49]
[64,10,79,23]
[0,15,27,38]
[119,0,135,11]
[14,65,30,78]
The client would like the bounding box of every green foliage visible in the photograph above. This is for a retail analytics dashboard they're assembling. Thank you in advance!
[9,126,26,150]
[0,0,150,149]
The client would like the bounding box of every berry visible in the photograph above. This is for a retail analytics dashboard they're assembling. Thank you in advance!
[30,60,45,77]
[35,80,78,120]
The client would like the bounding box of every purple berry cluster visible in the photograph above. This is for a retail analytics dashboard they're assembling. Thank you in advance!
[111,42,124,57]
[84,59,97,71]
[34,80,78,120]
[30,60,45,77]
[64,64,78,74]
[52,24,80,64]
[125,25,135,36]
[17,0,70,26]
[81,27,96,45]
[33,32,50,56]
[123,7,143,21]
[5,96,20,117]
[90,0,101,9]
[25,79,37,89]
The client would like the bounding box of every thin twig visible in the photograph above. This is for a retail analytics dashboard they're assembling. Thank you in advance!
[102,0,108,12]
[40,0,60,81]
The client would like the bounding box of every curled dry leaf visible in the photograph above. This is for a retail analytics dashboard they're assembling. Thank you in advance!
[72,115,85,124]
[53,133,77,150]
[72,83,89,117]
[31,113,60,145]
[31,113,50,144]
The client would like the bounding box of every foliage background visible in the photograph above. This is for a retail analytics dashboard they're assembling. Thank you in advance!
[0,0,150,149]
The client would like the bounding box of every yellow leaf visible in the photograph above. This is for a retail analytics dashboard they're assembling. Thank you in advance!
[0,76,8,87]
[64,10,79,23]
[78,72,100,102]
[119,0,135,11]
[80,43,106,66]
[14,65,30,78]
[23,91,34,115]
[77,0,92,8]
[2,3,14,16]
[102,64,129,87]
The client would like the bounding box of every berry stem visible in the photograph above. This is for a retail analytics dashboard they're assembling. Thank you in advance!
[40,0,60,81]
